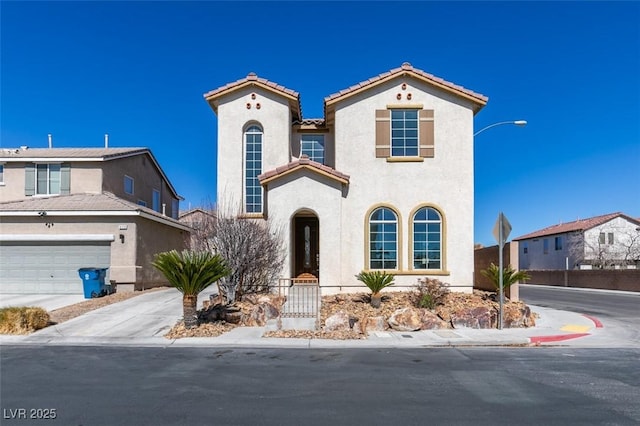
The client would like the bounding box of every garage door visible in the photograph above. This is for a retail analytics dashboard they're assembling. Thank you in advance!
[0,241,111,294]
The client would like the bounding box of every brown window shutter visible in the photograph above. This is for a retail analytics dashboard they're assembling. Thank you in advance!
[419,109,434,158]
[375,110,390,158]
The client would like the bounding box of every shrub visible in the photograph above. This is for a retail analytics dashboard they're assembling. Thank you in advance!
[355,270,395,308]
[412,278,450,310]
[0,306,50,334]
[480,263,531,291]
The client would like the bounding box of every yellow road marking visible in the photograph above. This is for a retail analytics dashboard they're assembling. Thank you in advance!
[561,324,591,333]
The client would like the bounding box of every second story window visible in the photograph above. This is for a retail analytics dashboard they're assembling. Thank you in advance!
[0,164,4,185]
[391,109,419,157]
[245,125,263,214]
[301,135,325,164]
[152,189,161,212]
[25,163,69,196]
[555,236,563,251]
[124,175,134,195]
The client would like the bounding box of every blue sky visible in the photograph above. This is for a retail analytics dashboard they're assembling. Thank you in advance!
[2,1,639,246]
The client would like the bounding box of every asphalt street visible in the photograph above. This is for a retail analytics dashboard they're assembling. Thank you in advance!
[1,346,639,426]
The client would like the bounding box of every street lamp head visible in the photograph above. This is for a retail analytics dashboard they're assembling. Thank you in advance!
[514,120,527,126]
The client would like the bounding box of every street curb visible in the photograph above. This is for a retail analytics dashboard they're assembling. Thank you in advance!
[529,333,591,344]
[582,314,604,328]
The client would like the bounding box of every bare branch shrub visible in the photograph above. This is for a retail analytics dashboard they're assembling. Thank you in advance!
[213,205,285,304]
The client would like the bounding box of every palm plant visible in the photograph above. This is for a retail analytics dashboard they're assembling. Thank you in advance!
[152,250,230,328]
[481,263,531,292]
[355,270,395,308]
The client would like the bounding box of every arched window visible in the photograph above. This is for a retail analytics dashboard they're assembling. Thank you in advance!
[245,125,263,213]
[412,207,442,270]
[369,207,398,269]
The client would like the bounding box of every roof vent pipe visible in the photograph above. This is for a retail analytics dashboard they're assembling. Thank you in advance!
[48,134,52,148]
[104,134,109,148]
[162,203,166,216]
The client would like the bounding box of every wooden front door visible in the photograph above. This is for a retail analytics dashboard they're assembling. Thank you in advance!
[294,217,319,279]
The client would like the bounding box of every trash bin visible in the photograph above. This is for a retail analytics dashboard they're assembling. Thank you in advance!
[78,268,109,299]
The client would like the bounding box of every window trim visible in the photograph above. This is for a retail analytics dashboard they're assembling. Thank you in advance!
[124,175,134,195]
[408,204,446,272]
[364,204,402,272]
[152,188,161,212]
[300,134,325,164]
[244,123,263,214]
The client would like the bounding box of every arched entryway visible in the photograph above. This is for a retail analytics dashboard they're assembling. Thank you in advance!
[292,210,319,279]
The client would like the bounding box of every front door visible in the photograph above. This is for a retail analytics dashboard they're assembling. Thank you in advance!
[294,217,319,279]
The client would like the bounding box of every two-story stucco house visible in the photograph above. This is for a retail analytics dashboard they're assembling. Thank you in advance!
[0,146,189,293]
[514,212,640,270]
[204,63,488,294]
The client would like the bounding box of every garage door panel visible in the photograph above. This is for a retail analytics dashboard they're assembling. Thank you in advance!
[0,242,111,294]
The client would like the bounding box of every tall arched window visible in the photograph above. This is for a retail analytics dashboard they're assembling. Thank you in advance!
[245,125,263,213]
[369,207,398,269]
[412,207,442,270]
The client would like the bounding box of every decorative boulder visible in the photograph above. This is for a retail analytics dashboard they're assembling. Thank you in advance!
[325,310,352,331]
[503,304,536,328]
[449,306,497,329]
[388,308,423,331]
[418,309,449,330]
[360,316,386,333]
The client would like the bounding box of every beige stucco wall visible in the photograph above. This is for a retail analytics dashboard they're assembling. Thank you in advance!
[102,154,179,218]
[264,170,345,293]
[332,77,476,292]
[213,74,477,294]
[134,216,188,289]
[216,86,292,209]
[0,162,103,202]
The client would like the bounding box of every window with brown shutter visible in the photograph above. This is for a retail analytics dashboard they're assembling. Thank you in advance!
[376,108,434,159]
[375,110,390,158]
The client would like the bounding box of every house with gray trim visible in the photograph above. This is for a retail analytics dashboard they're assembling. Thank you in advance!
[0,147,189,293]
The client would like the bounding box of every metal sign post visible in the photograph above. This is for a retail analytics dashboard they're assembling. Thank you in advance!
[492,212,512,330]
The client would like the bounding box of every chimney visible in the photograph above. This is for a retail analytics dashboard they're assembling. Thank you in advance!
[104,134,109,148]
[48,134,52,148]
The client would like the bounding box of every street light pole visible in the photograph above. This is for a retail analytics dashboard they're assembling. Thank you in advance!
[474,120,527,137]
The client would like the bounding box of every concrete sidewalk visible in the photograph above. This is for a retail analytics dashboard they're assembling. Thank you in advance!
[0,287,613,348]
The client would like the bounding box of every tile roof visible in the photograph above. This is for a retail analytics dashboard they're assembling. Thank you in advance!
[293,119,326,126]
[513,212,640,240]
[0,147,147,160]
[324,62,488,108]
[0,192,185,227]
[203,72,299,100]
[258,156,350,185]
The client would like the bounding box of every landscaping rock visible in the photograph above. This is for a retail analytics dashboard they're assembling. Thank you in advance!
[388,307,423,331]
[325,310,352,331]
[449,306,498,329]
[360,316,386,333]
[418,310,449,330]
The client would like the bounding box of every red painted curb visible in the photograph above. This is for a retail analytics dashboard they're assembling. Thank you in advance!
[582,314,604,328]
[530,333,591,344]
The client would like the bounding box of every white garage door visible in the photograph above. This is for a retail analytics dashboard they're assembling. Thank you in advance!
[0,241,111,294]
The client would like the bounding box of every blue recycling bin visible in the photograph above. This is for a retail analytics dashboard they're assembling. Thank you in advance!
[78,268,109,299]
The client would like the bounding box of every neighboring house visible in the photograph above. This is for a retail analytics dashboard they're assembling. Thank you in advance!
[204,62,488,293]
[179,208,217,251]
[0,147,189,294]
[514,212,640,270]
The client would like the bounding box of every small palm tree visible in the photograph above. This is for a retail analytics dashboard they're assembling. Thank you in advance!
[355,270,395,308]
[153,250,230,329]
[481,263,531,292]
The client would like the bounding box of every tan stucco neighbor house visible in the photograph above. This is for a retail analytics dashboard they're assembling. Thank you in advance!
[0,147,189,294]
[204,63,488,294]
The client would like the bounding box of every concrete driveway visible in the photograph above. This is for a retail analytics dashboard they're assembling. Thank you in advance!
[0,294,86,311]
